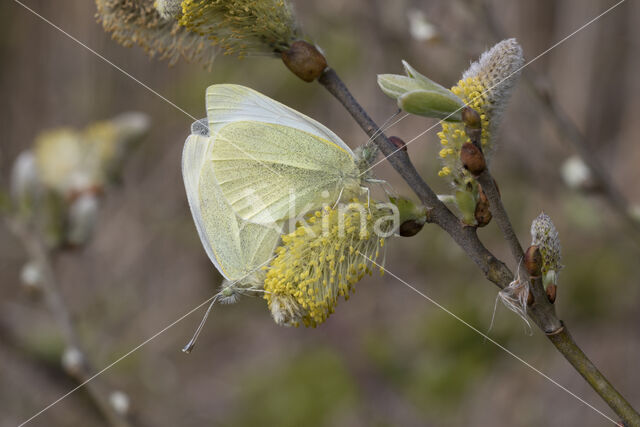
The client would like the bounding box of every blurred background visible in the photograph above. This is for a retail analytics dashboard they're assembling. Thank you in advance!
[1,0,639,426]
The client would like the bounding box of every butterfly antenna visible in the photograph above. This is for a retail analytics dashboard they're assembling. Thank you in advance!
[364,109,402,145]
[381,180,398,199]
[182,294,219,354]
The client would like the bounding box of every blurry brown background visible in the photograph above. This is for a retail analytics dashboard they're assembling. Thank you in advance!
[1,0,639,426]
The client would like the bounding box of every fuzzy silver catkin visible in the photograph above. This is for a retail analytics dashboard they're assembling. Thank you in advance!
[461,38,524,139]
[178,0,299,57]
[155,0,182,20]
[96,0,218,68]
[531,212,562,284]
[435,39,524,225]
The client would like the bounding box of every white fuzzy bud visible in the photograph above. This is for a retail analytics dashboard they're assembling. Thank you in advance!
[407,9,438,42]
[10,151,40,205]
[561,156,592,190]
[61,347,84,377]
[20,261,42,291]
[530,213,562,285]
[155,0,182,20]
[109,391,131,415]
[110,112,151,143]
[461,38,524,135]
[67,193,100,245]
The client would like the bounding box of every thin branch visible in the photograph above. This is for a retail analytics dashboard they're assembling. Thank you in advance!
[318,68,514,289]
[548,325,640,426]
[471,0,640,242]
[317,67,640,425]
[5,218,133,427]
[475,170,560,333]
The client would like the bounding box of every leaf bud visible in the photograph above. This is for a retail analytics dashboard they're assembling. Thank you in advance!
[524,245,542,277]
[460,142,486,175]
[546,283,557,304]
[388,136,407,152]
[281,41,328,82]
[390,197,429,237]
[474,184,492,227]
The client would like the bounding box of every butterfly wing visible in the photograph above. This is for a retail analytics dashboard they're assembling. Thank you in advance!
[206,84,360,224]
[182,133,281,280]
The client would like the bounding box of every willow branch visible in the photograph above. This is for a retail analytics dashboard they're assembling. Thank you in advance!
[317,67,640,425]
[475,170,560,333]
[470,0,640,241]
[318,68,513,289]
[548,325,640,426]
[5,218,133,427]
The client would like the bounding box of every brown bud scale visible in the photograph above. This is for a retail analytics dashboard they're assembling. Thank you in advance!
[546,284,557,304]
[524,245,542,277]
[281,41,327,82]
[388,136,407,152]
[474,184,492,227]
[399,219,425,237]
[460,142,486,175]
[462,107,481,129]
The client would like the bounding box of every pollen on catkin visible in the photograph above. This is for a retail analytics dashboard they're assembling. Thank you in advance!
[264,200,394,327]
[179,0,298,57]
[437,39,524,224]
[95,0,218,68]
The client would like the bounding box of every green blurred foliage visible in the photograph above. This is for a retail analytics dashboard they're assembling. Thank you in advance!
[231,347,358,427]
[364,294,513,417]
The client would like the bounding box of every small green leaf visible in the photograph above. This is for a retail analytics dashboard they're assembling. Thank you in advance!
[389,197,427,224]
[402,60,461,97]
[398,90,464,122]
[378,61,465,121]
[377,74,426,99]
[402,60,440,88]
[455,190,477,225]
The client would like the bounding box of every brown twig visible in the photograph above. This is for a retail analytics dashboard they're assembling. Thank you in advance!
[470,0,640,242]
[548,324,640,426]
[5,218,133,427]
[318,68,514,289]
[317,67,640,425]
[475,170,561,333]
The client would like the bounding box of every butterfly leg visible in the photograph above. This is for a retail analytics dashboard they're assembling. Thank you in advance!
[332,186,345,209]
[364,178,397,199]
[360,186,372,214]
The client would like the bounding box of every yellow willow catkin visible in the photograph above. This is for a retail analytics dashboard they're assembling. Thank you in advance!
[34,114,149,195]
[179,0,298,57]
[437,39,523,183]
[96,0,218,67]
[264,200,394,327]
